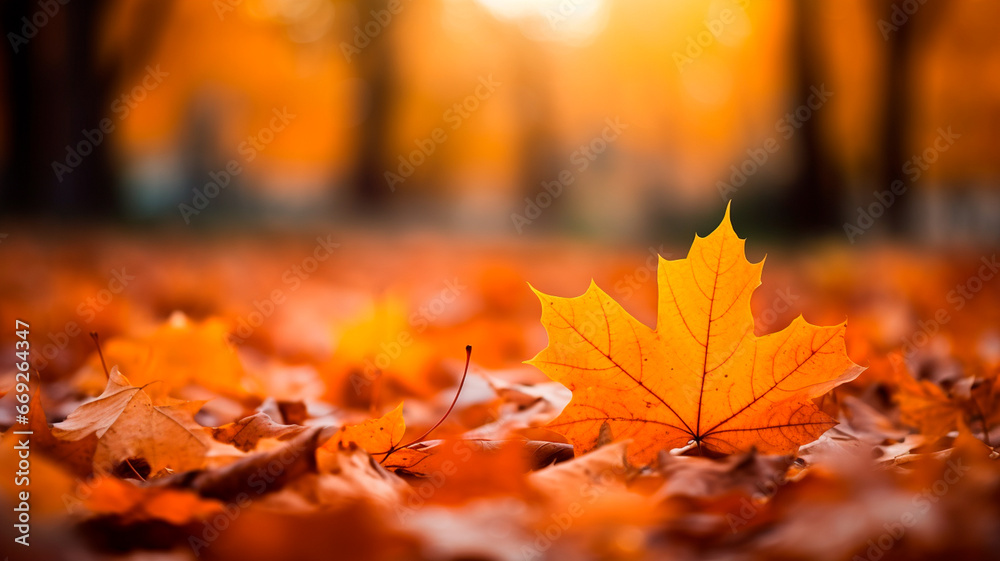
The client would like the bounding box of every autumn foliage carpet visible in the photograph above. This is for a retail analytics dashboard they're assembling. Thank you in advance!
[2,213,1000,561]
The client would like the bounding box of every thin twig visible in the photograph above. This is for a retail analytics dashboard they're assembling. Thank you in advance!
[90,332,110,380]
[380,345,472,463]
[124,458,146,481]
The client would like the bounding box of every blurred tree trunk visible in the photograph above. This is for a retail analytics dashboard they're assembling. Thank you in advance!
[512,36,561,223]
[783,0,841,234]
[64,1,117,216]
[1,0,65,213]
[874,0,949,235]
[351,0,398,210]
[1,0,173,218]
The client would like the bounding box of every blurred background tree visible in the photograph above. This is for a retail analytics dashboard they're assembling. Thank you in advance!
[1,0,998,243]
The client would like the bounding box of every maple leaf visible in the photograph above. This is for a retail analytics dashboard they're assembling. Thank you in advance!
[52,366,211,477]
[529,206,864,463]
[319,403,429,470]
[893,358,1000,445]
[327,402,408,456]
[893,366,964,440]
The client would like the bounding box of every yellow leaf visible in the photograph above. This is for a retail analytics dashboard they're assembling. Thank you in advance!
[326,402,407,456]
[529,205,864,463]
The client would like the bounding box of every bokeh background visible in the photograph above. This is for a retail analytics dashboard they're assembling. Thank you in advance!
[3,5,1000,560]
[3,0,999,243]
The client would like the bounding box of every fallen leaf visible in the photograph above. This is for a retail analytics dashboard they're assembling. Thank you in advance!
[53,367,210,476]
[212,411,306,452]
[893,358,969,440]
[653,448,799,501]
[529,441,635,503]
[181,427,324,503]
[308,444,409,508]
[529,206,864,462]
[51,367,146,441]
[327,402,408,457]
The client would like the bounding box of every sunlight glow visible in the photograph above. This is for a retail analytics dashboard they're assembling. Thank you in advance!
[473,0,609,45]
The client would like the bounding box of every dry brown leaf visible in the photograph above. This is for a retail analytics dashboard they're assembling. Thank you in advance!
[53,367,210,477]
[211,411,306,452]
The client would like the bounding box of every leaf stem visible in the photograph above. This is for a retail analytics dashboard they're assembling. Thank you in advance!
[124,458,146,481]
[90,332,110,380]
[380,345,472,463]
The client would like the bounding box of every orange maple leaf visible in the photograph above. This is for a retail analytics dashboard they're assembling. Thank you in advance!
[529,205,864,463]
[892,355,1000,443]
[318,403,428,470]
[327,402,408,456]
